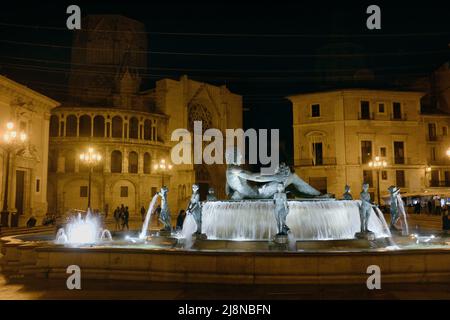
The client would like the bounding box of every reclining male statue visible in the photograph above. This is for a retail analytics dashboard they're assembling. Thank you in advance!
[225,148,321,200]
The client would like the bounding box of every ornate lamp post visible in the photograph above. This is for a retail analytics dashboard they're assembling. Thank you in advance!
[368,156,387,205]
[1,122,27,227]
[153,159,172,187]
[79,147,102,210]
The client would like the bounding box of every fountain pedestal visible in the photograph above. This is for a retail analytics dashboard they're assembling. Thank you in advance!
[273,234,289,244]
[192,233,207,241]
[158,230,172,237]
[354,231,376,241]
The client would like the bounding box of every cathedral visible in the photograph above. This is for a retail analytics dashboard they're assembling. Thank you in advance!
[47,15,243,218]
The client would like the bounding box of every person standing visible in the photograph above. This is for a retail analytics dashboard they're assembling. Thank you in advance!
[104,203,109,219]
[122,206,129,231]
[113,206,120,231]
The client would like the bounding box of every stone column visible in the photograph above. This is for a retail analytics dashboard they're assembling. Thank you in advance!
[138,152,144,174]
[123,148,128,173]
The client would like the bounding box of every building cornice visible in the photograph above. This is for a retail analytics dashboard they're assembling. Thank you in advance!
[0,75,60,110]
[287,89,425,102]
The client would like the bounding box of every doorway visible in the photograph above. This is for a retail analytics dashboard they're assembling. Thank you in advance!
[12,170,25,227]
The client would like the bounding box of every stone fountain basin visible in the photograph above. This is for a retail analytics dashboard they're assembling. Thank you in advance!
[1,230,450,285]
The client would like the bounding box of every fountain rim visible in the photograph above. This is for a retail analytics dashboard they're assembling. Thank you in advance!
[2,233,449,257]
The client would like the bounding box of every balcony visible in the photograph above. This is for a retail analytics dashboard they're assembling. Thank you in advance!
[295,158,337,166]
[393,157,408,165]
[429,180,450,188]
[426,135,442,143]
[390,113,407,121]
[429,158,450,166]
[358,112,374,120]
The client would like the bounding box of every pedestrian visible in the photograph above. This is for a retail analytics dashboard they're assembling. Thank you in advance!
[26,215,37,228]
[140,206,146,222]
[427,200,432,214]
[435,198,441,215]
[122,206,129,231]
[414,201,421,214]
[176,209,186,230]
[114,206,121,231]
[443,212,450,232]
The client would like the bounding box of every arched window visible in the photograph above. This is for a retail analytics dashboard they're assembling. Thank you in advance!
[93,115,105,137]
[65,151,75,173]
[66,115,77,137]
[112,116,123,138]
[143,152,151,174]
[144,119,151,140]
[188,102,212,132]
[49,115,59,137]
[128,151,138,173]
[79,115,91,137]
[111,150,122,173]
[129,117,139,139]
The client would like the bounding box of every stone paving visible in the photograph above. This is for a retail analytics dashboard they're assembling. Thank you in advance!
[0,274,449,300]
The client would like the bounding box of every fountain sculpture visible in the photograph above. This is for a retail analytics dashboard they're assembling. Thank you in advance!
[196,148,391,242]
[343,185,353,200]
[388,185,409,235]
[225,148,321,199]
[158,186,172,234]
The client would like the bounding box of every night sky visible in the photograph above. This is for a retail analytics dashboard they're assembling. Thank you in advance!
[0,0,449,163]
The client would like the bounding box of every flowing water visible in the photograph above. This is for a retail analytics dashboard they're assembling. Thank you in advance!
[180,213,198,249]
[55,209,111,244]
[201,200,391,240]
[396,194,409,235]
[139,194,159,239]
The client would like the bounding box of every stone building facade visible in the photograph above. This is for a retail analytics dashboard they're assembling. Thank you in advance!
[47,15,243,218]
[289,89,450,202]
[0,75,59,226]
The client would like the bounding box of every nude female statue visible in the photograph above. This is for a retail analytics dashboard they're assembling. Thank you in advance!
[158,186,172,231]
[359,183,374,233]
[186,184,202,234]
[273,183,290,235]
[225,148,321,200]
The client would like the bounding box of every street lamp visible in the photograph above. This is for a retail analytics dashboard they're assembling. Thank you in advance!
[79,147,102,210]
[153,158,173,187]
[1,121,27,227]
[446,148,450,158]
[368,156,387,205]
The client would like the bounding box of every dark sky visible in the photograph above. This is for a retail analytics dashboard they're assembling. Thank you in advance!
[0,0,449,163]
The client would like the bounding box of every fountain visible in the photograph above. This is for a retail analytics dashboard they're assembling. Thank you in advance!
[1,151,448,285]
[201,199,390,241]
[55,209,112,245]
